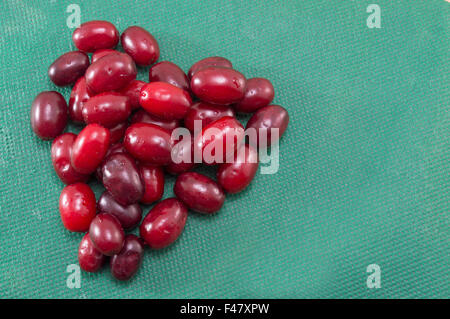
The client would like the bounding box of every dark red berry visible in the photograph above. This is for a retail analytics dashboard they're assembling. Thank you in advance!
[98,191,142,230]
[101,153,144,206]
[140,198,188,249]
[245,105,289,148]
[149,61,189,91]
[121,26,159,66]
[48,51,90,87]
[110,234,144,280]
[234,78,274,113]
[30,91,67,140]
[89,213,125,256]
[174,172,225,214]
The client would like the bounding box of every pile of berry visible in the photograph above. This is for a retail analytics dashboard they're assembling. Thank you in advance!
[30,21,289,281]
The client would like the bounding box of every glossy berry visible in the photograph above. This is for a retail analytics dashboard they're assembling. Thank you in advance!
[140,165,164,204]
[190,67,246,105]
[217,144,258,193]
[140,82,192,120]
[110,234,144,281]
[72,20,119,52]
[245,105,289,148]
[131,109,179,132]
[91,49,119,63]
[98,191,142,230]
[78,233,105,272]
[71,124,110,174]
[48,51,90,87]
[118,80,146,110]
[124,123,173,165]
[69,77,94,123]
[140,198,188,249]
[149,61,189,91]
[82,92,131,128]
[59,183,96,232]
[234,78,274,113]
[30,91,68,140]
[51,133,90,185]
[95,143,128,181]
[101,153,144,206]
[193,116,245,164]
[184,102,235,133]
[188,56,232,79]
[89,213,125,256]
[174,172,225,214]
[121,26,159,66]
[85,52,137,93]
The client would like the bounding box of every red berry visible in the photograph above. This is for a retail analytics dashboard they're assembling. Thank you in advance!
[98,191,142,230]
[101,153,144,206]
[72,20,119,52]
[69,77,94,123]
[139,165,164,204]
[48,51,89,87]
[59,183,96,232]
[124,123,173,165]
[190,67,246,105]
[89,213,124,256]
[217,144,258,193]
[149,61,189,91]
[78,233,105,272]
[71,124,110,174]
[140,198,187,249]
[121,26,159,66]
[85,52,137,93]
[30,91,67,140]
[140,82,192,120]
[82,92,131,128]
[51,133,90,185]
[234,78,274,113]
[193,116,245,164]
[110,234,144,280]
[174,172,225,214]
[245,105,289,149]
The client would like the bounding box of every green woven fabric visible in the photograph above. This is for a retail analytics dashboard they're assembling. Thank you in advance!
[0,0,448,299]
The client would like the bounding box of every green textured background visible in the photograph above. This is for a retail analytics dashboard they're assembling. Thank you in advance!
[0,0,448,299]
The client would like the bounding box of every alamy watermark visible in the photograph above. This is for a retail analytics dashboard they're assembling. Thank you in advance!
[66,4,81,28]
[366,4,381,29]
[366,264,381,289]
[66,264,81,289]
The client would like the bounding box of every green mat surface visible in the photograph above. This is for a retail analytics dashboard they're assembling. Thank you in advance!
[0,0,448,299]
